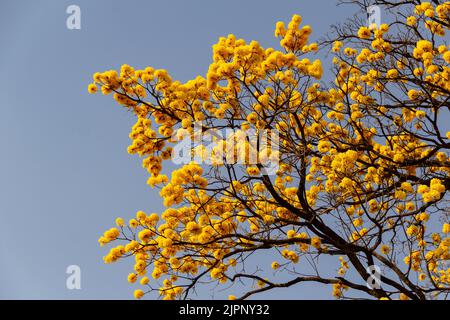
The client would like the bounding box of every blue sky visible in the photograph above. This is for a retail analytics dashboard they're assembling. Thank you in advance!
[0,0,362,299]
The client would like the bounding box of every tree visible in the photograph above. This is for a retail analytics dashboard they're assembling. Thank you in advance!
[89,0,450,300]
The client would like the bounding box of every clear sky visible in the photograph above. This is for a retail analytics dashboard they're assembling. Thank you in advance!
[0,0,365,299]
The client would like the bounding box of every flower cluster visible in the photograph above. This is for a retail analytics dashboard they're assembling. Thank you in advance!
[90,6,450,300]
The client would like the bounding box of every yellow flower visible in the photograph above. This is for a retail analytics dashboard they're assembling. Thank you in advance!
[287,230,296,239]
[418,212,429,222]
[386,69,398,79]
[104,228,120,240]
[401,182,413,193]
[87,83,97,94]
[416,40,433,52]
[138,229,153,242]
[357,26,372,39]
[309,43,319,52]
[415,110,426,119]
[127,273,137,283]
[379,24,389,33]
[380,245,390,255]
[413,68,423,77]
[436,152,447,162]
[274,21,286,37]
[129,219,139,228]
[246,166,260,176]
[399,293,410,300]
[311,237,321,249]
[443,223,450,234]
[344,47,357,56]
[443,51,450,64]
[246,112,258,124]
[318,141,331,153]
[405,202,415,211]
[134,289,145,299]
[406,225,418,237]
[241,122,251,131]
[140,277,150,285]
[417,185,429,194]
[271,261,280,270]
[406,16,417,26]
[332,41,343,52]
[408,89,420,100]
[424,8,435,17]
[258,94,270,106]
[136,210,147,221]
[288,251,299,263]
[115,217,125,227]
[186,221,202,235]
[353,218,363,227]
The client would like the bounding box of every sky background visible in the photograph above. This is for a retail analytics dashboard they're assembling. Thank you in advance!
[0,0,366,299]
